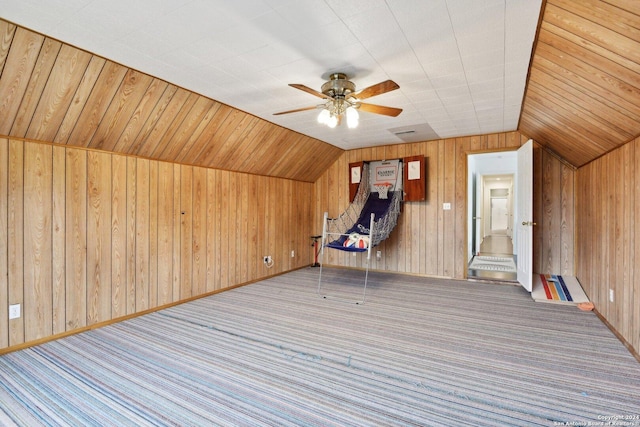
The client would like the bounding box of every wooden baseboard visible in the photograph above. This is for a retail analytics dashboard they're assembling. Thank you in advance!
[594,308,640,364]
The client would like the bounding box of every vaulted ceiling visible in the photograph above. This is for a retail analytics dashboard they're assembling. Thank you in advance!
[0,0,542,151]
[1,0,639,181]
[521,0,640,167]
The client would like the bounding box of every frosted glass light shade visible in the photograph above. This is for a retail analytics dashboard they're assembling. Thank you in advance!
[317,109,330,124]
[346,107,359,128]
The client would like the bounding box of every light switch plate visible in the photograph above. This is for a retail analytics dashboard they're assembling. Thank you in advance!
[9,304,20,320]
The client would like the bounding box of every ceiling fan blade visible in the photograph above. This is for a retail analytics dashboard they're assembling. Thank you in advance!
[289,84,332,99]
[273,105,318,115]
[353,80,399,100]
[358,103,403,117]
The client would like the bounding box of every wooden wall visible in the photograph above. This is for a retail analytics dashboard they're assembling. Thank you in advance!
[314,131,576,279]
[0,137,313,351]
[576,137,640,355]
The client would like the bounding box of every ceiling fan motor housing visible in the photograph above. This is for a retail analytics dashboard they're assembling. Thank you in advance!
[321,73,356,98]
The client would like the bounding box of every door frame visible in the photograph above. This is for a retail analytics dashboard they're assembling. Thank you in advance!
[465,148,519,278]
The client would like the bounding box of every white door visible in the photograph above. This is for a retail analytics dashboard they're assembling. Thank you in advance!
[490,197,509,232]
[473,177,482,255]
[516,140,534,291]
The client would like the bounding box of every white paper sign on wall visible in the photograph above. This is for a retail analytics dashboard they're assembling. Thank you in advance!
[408,161,420,180]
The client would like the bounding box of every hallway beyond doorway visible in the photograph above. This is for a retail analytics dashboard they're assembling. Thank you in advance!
[479,235,513,256]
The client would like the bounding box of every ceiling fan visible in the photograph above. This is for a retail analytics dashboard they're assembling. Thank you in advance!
[274,73,402,128]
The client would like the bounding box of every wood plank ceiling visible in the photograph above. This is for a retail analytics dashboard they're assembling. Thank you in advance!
[0,19,342,183]
[520,0,640,167]
[1,0,640,175]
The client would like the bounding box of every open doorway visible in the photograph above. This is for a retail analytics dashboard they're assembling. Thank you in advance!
[467,152,517,281]
[481,175,514,255]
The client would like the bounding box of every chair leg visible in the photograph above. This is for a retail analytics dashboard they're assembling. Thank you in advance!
[318,252,368,305]
[317,212,372,304]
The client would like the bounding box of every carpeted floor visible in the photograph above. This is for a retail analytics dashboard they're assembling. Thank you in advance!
[1,268,639,426]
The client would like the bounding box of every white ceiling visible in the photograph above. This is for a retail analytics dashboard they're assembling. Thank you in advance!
[0,0,542,150]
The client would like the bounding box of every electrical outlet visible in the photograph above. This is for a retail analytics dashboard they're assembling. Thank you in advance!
[609,289,614,303]
[376,251,382,259]
[9,304,20,320]
[443,202,451,210]
[291,250,295,258]
[263,256,272,264]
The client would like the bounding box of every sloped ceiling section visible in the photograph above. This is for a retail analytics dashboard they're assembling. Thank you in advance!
[520,0,640,167]
[0,19,343,182]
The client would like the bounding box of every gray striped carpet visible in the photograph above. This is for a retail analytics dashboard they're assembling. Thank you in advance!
[1,268,639,426]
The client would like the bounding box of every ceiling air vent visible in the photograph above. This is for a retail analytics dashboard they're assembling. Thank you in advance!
[389,123,439,143]
[394,130,415,136]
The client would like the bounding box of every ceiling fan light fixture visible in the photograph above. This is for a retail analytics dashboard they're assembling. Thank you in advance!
[346,106,359,129]
[327,114,338,128]
[317,108,330,124]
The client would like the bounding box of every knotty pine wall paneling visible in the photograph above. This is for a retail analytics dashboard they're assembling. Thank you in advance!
[314,131,574,282]
[209,168,222,292]
[51,147,65,334]
[125,157,137,315]
[576,137,639,355]
[54,56,106,145]
[228,171,239,286]
[111,155,127,319]
[0,141,8,348]
[87,151,112,325]
[635,138,640,355]
[192,166,208,296]
[0,137,313,351]
[205,168,217,292]
[245,174,256,280]
[66,148,87,330]
[13,38,62,136]
[0,28,40,136]
[156,161,175,304]
[172,164,182,302]
[148,161,159,309]
[135,158,150,312]
[28,46,94,143]
[8,139,24,346]
[442,138,456,277]
[239,173,250,284]
[180,165,193,300]
[217,170,230,290]
[23,143,53,341]
[424,142,440,275]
